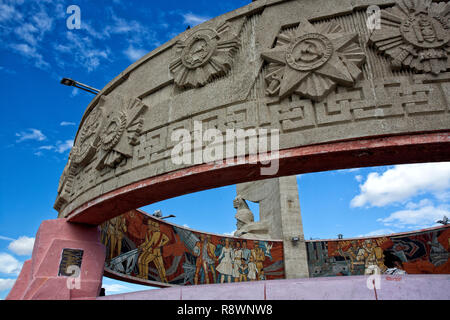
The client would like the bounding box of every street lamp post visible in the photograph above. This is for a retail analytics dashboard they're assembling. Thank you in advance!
[60,78,100,95]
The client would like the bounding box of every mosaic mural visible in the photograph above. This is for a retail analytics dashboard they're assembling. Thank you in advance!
[101,210,285,285]
[307,226,450,277]
[102,209,449,285]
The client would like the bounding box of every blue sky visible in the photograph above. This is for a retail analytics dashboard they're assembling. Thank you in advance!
[0,0,449,299]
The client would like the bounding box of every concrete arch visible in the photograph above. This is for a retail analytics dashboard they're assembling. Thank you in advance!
[55,0,450,227]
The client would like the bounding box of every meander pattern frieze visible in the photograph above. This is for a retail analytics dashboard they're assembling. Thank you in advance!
[60,72,450,214]
[55,0,450,217]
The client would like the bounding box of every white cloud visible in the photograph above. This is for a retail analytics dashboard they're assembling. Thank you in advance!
[357,229,396,237]
[9,43,49,69]
[70,87,80,98]
[123,45,147,62]
[351,163,450,208]
[223,230,236,236]
[38,140,73,154]
[54,3,66,19]
[0,278,16,292]
[335,168,361,174]
[38,145,54,150]
[435,191,450,202]
[0,236,14,241]
[61,31,111,72]
[355,175,363,183]
[377,200,449,229]
[102,283,131,293]
[14,23,39,46]
[81,21,110,40]
[0,253,23,275]
[182,13,210,26]
[2,1,160,73]
[88,10,156,46]
[405,198,433,210]
[15,128,46,143]
[12,6,54,48]
[8,237,34,256]
[109,14,137,34]
[60,121,76,126]
[0,66,16,74]
[0,3,22,23]
[56,140,74,153]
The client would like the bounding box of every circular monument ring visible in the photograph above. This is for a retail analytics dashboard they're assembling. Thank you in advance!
[55,0,450,227]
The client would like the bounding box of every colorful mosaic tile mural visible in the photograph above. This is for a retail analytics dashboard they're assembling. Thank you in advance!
[307,226,450,277]
[101,210,285,286]
[102,209,449,286]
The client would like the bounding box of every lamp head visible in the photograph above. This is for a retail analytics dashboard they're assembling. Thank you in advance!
[60,78,75,87]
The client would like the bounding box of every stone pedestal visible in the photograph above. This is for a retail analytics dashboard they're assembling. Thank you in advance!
[6,219,106,300]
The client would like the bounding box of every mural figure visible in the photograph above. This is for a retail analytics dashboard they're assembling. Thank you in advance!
[356,240,386,275]
[428,232,449,266]
[137,220,170,282]
[216,238,234,283]
[247,256,258,281]
[232,241,243,282]
[103,215,127,261]
[252,241,267,280]
[338,240,364,273]
[242,240,251,263]
[193,234,217,284]
[239,258,249,281]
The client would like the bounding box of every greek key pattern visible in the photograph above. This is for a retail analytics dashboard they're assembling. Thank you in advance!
[66,73,450,210]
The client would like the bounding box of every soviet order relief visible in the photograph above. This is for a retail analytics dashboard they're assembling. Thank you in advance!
[369,0,450,74]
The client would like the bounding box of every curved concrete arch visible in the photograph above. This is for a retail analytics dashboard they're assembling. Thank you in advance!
[55,0,450,227]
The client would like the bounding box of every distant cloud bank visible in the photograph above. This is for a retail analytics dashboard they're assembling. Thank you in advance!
[8,236,35,256]
[351,163,450,208]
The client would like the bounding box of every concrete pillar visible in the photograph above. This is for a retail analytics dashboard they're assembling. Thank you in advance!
[278,176,309,279]
[237,176,309,278]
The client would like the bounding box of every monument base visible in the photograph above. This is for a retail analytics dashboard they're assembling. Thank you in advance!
[97,275,450,300]
[6,219,106,300]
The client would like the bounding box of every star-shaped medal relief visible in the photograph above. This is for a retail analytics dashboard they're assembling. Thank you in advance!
[169,23,240,89]
[95,94,148,171]
[261,19,366,102]
[369,0,450,75]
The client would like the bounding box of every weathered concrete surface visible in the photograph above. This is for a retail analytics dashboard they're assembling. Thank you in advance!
[278,177,309,279]
[6,219,106,300]
[66,133,450,225]
[56,0,450,224]
[97,275,450,300]
[236,176,309,278]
